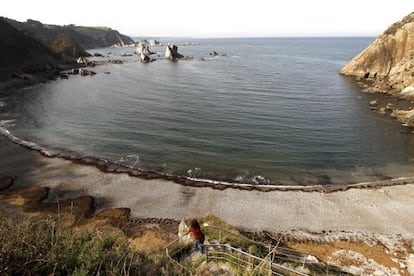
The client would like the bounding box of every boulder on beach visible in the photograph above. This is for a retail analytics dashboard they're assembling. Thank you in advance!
[369,100,379,106]
[165,44,184,60]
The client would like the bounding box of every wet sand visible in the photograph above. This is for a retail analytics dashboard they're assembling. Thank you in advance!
[1,134,414,237]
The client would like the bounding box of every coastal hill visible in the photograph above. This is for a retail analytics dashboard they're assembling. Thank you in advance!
[0,19,60,81]
[0,17,134,83]
[3,18,135,49]
[340,12,414,94]
[47,33,90,59]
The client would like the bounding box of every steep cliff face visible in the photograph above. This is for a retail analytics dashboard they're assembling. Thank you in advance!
[0,19,60,81]
[340,12,414,94]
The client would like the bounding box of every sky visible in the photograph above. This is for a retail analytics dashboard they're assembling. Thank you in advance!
[2,0,414,37]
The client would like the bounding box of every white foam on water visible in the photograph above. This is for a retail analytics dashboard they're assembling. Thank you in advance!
[0,120,15,128]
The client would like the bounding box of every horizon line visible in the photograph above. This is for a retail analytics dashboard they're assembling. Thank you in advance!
[129,34,377,39]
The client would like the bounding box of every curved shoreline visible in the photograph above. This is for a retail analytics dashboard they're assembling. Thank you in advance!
[2,127,414,238]
[1,126,414,193]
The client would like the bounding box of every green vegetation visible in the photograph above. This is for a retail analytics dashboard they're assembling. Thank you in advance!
[384,11,414,36]
[0,218,181,275]
[176,215,347,275]
[0,19,59,80]
[48,33,91,59]
[3,17,134,49]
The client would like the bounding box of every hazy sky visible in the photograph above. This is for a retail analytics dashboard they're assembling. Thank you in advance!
[2,0,414,37]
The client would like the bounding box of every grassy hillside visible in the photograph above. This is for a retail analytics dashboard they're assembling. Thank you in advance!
[0,218,181,275]
[0,19,60,81]
[3,18,135,49]
[48,33,91,59]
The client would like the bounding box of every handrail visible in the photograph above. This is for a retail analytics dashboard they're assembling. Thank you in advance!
[203,226,311,263]
[205,243,308,276]
[164,225,323,275]
[163,233,189,249]
[204,226,270,247]
[165,246,191,275]
[164,233,192,275]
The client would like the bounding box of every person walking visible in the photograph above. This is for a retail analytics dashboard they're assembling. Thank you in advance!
[188,219,205,253]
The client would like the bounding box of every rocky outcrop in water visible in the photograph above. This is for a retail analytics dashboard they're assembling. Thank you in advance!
[165,44,184,60]
[340,12,414,95]
[71,68,96,76]
[136,42,155,63]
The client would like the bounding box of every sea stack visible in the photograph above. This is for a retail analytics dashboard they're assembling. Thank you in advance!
[165,44,184,60]
[136,42,154,63]
[340,12,414,95]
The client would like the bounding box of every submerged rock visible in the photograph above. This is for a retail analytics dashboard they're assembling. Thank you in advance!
[386,103,396,110]
[71,68,96,76]
[391,109,414,126]
[369,100,379,106]
[80,68,96,76]
[377,107,386,115]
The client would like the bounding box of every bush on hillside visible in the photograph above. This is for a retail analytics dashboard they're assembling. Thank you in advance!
[0,217,182,275]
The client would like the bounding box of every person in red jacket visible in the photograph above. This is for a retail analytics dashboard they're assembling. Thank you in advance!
[188,219,205,253]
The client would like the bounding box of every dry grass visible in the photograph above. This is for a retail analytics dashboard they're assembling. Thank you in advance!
[0,217,183,275]
[129,231,167,252]
[288,241,408,275]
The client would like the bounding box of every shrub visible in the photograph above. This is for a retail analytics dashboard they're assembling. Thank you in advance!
[0,217,181,275]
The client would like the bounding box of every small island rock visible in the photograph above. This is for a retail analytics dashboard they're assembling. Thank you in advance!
[165,44,184,60]
[136,42,155,63]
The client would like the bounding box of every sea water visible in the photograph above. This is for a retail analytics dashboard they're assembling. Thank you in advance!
[2,37,414,185]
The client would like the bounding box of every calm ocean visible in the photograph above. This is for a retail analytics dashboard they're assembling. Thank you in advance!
[2,37,414,185]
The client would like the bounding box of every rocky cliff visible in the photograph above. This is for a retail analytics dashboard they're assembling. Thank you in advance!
[340,12,414,94]
[0,19,60,82]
